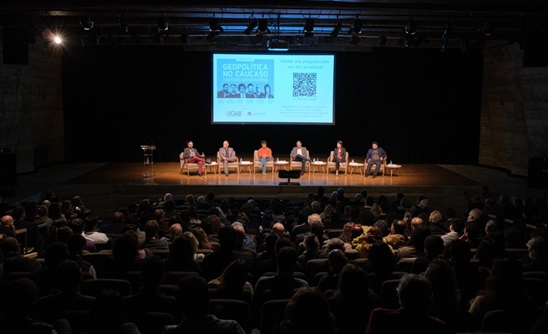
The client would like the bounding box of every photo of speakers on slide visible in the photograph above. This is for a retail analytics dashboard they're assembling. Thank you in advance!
[217,83,274,98]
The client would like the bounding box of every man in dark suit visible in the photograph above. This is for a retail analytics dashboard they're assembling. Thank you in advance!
[219,140,238,176]
[290,140,311,175]
[182,141,206,177]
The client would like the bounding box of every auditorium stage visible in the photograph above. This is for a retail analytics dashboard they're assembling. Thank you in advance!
[8,161,539,220]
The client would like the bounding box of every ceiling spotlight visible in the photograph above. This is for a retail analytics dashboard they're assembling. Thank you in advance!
[209,18,224,32]
[461,36,469,54]
[157,17,168,31]
[180,33,189,44]
[244,19,257,34]
[257,18,270,35]
[405,19,416,35]
[119,15,129,34]
[79,16,94,31]
[54,35,62,44]
[378,34,388,46]
[351,18,363,34]
[479,22,493,37]
[330,21,342,39]
[304,18,314,37]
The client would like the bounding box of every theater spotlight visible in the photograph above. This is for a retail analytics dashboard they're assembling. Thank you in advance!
[304,18,314,37]
[79,16,94,31]
[257,18,270,35]
[157,17,169,31]
[378,34,388,46]
[209,18,224,32]
[330,21,342,39]
[54,35,62,44]
[244,19,257,34]
[405,19,416,36]
[119,15,129,34]
[351,18,363,34]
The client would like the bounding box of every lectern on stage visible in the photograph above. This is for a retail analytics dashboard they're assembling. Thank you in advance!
[141,145,156,178]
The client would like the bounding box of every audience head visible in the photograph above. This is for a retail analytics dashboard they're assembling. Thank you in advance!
[325,238,345,253]
[84,215,100,233]
[1,237,20,255]
[144,219,159,240]
[176,275,210,319]
[219,259,249,292]
[280,287,336,334]
[57,259,83,293]
[391,219,406,235]
[327,249,348,275]
[307,213,322,225]
[527,236,548,261]
[67,234,87,256]
[276,246,298,274]
[3,278,39,320]
[397,273,433,313]
[424,234,445,259]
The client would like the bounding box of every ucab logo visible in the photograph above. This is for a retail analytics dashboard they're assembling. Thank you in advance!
[227,111,242,117]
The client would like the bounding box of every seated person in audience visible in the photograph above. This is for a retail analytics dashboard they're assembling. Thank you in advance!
[382,219,408,250]
[33,260,95,322]
[99,211,126,235]
[468,258,535,332]
[290,141,312,175]
[232,221,257,251]
[444,239,483,309]
[315,237,345,259]
[208,258,254,305]
[396,225,431,261]
[258,140,273,175]
[317,248,348,293]
[328,263,380,334]
[1,278,60,334]
[163,275,246,334]
[523,236,548,273]
[365,273,449,334]
[11,205,42,251]
[253,246,309,308]
[161,223,183,243]
[124,256,183,324]
[201,226,255,281]
[82,215,108,246]
[165,234,201,273]
[67,234,97,279]
[411,234,445,274]
[427,210,449,235]
[87,290,140,334]
[143,220,169,251]
[110,231,150,277]
[353,226,384,258]
[0,215,16,238]
[0,237,42,276]
[297,234,321,266]
[35,205,55,240]
[192,226,216,250]
[273,287,338,334]
[440,219,464,246]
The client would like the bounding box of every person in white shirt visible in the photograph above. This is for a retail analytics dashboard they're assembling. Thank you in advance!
[82,215,109,245]
[441,219,464,246]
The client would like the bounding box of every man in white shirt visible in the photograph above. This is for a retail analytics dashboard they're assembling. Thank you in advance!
[82,215,109,245]
[290,140,311,175]
[441,219,464,246]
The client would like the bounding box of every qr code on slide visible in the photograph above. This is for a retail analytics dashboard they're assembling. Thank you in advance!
[293,73,317,97]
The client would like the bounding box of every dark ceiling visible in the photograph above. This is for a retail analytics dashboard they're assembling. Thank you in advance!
[1,1,548,51]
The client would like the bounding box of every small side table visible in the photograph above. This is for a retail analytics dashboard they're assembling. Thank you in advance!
[385,164,402,177]
[310,161,326,173]
[239,161,253,173]
[348,162,365,175]
[274,160,289,172]
[205,162,218,174]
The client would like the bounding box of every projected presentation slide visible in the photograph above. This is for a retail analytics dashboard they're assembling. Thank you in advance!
[212,53,335,124]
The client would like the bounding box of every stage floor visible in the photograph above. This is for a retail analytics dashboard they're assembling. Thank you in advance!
[8,162,539,220]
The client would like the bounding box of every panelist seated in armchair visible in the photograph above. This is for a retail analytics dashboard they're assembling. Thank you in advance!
[290,141,311,175]
[218,140,238,176]
[365,141,387,178]
[182,141,206,177]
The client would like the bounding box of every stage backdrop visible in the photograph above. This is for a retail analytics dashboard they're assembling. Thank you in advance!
[62,46,482,164]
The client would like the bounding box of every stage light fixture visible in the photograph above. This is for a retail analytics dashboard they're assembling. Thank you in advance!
[244,19,257,34]
[209,18,224,32]
[480,22,493,37]
[350,35,360,45]
[119,15,129,34]
[378,34,387,46]
[304,18,314,37]
[79,16,94,31]
[157,17,169,31]
[54,35,62,44]
[351,18,363,34]
[330,21,342,39]
[257,18,270,35]
[405,19,416,35]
